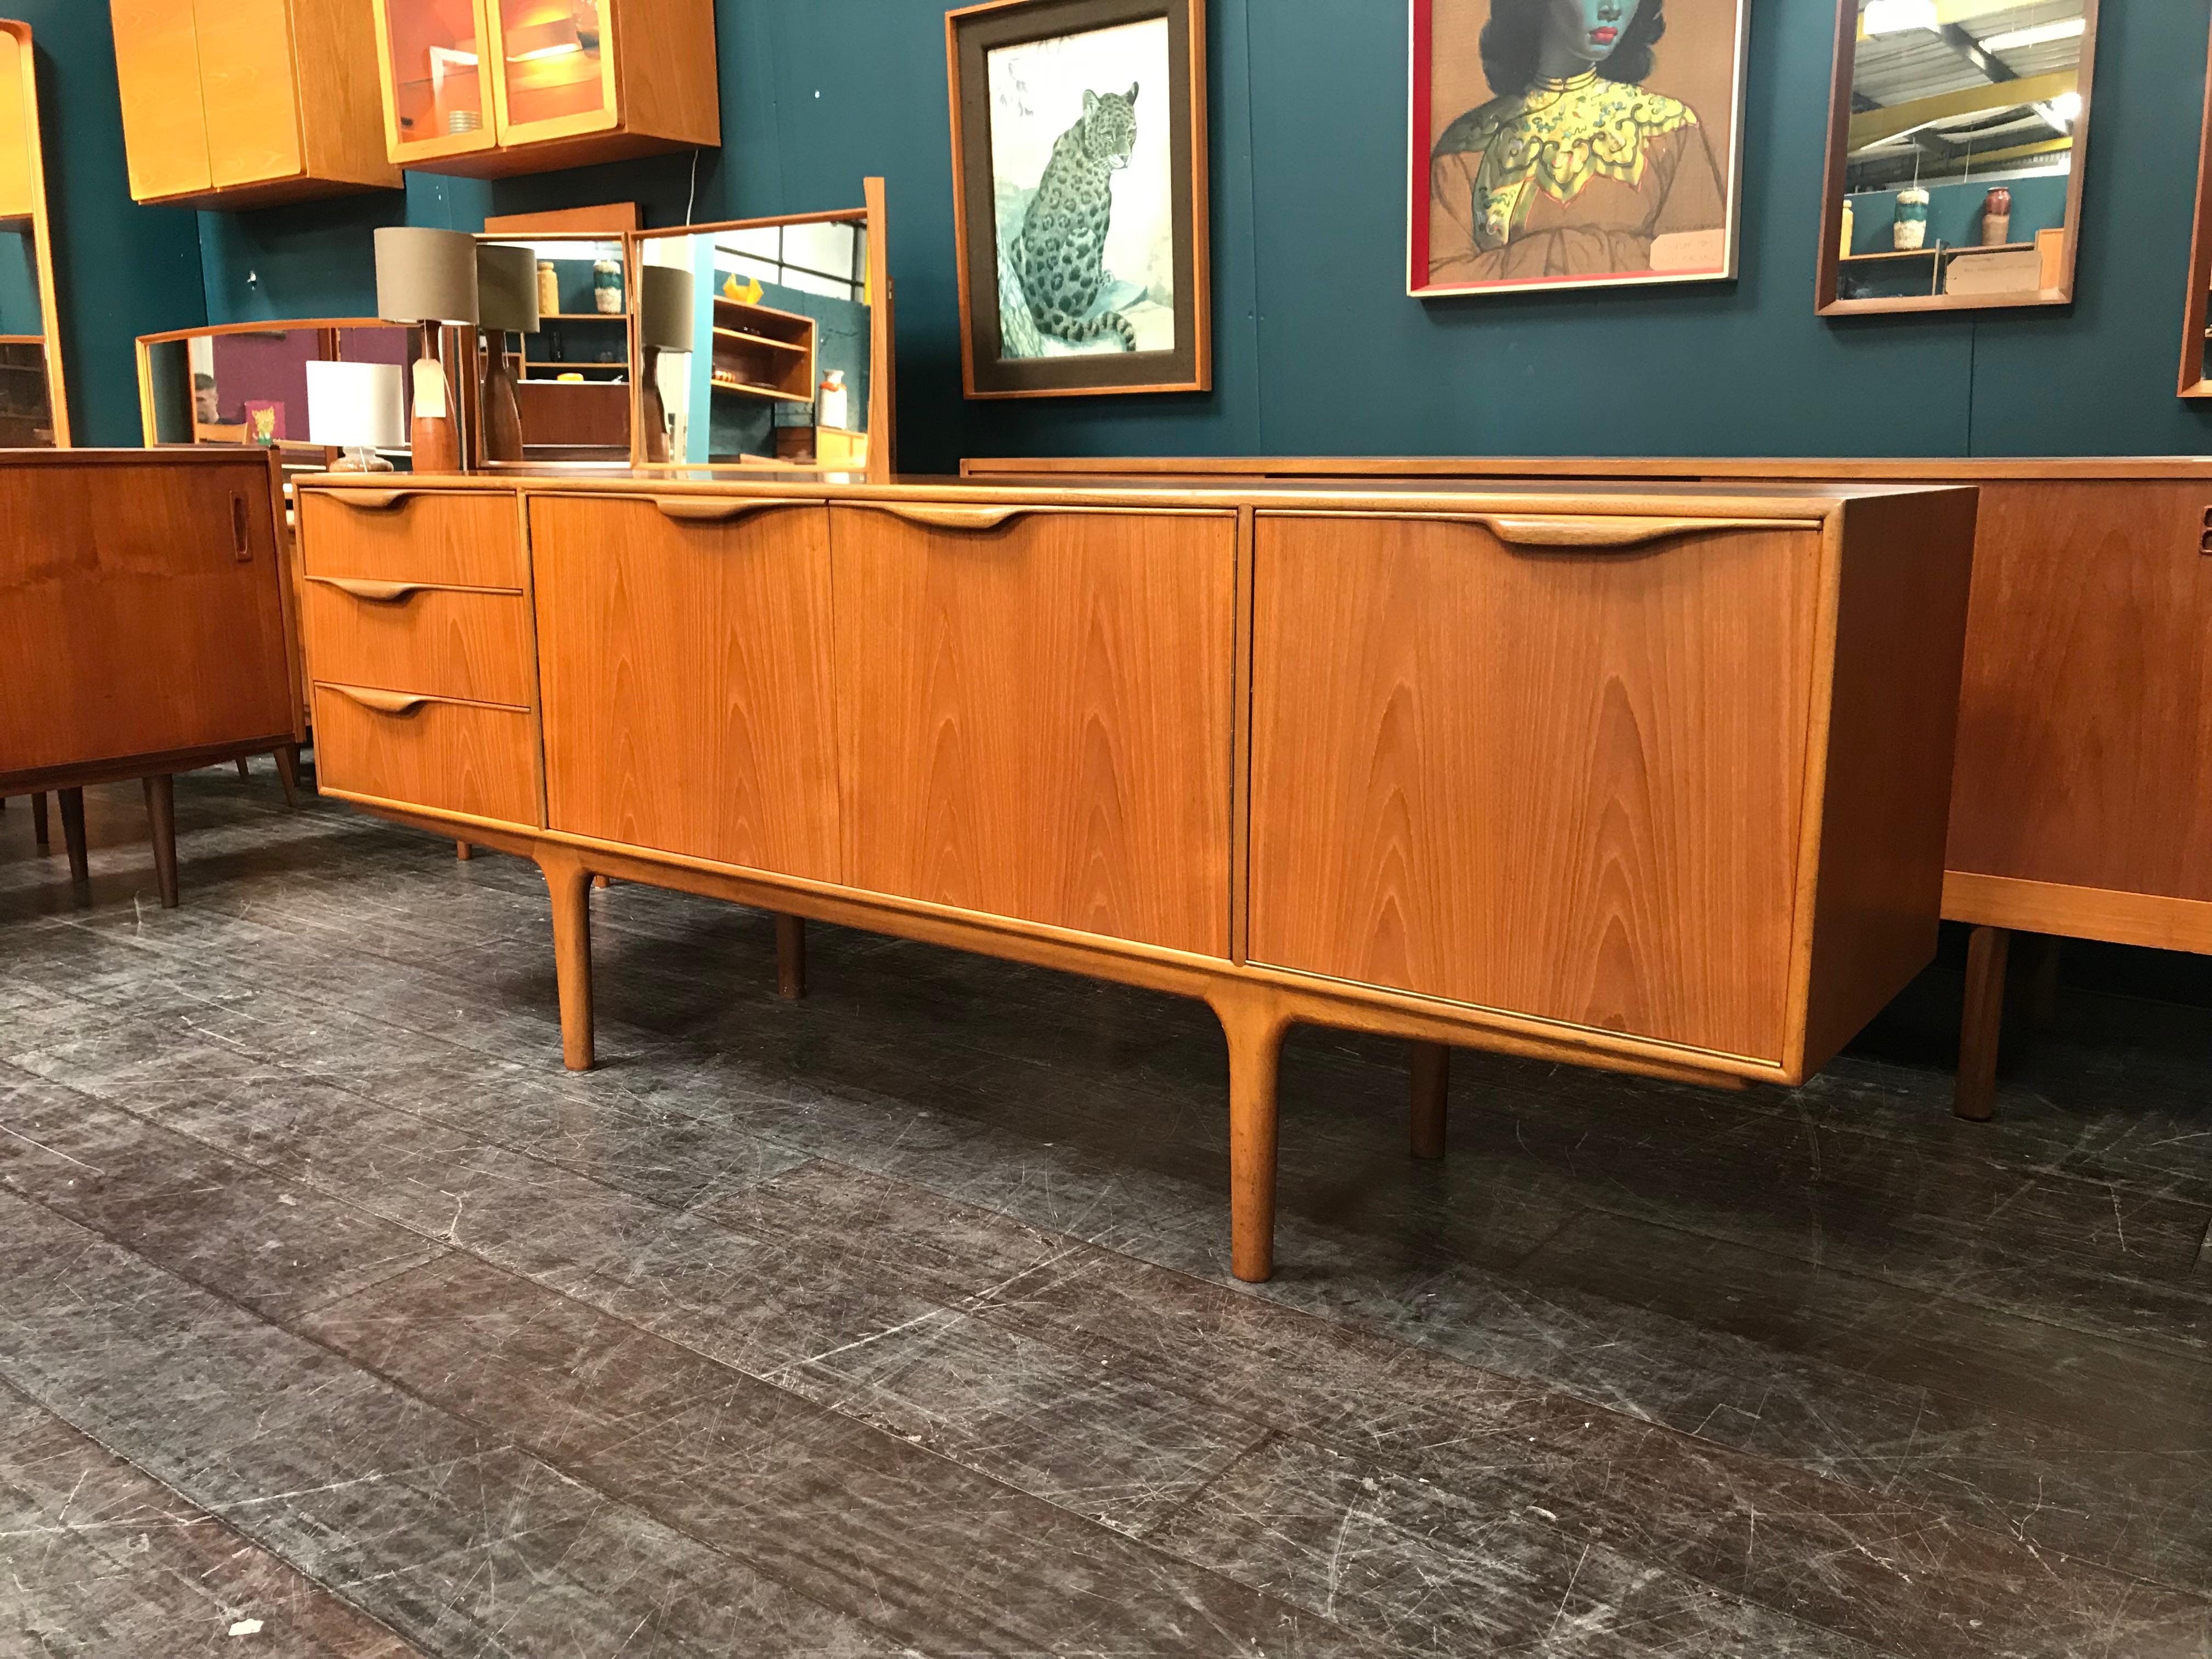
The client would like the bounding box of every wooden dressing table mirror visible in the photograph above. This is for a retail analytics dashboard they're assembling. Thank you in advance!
[2176,22,2212,397]
[0,21,67,446]
[1817,0,2097,316]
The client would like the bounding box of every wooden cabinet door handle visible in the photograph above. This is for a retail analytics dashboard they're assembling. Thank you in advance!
[323,489,416,512]
[651,496,814,524]
[871,503,1028,533]
[327,685,430,716]
[1470,514,1817,550]
[318,578,425,603]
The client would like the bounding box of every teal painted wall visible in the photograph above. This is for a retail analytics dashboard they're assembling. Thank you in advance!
[0,3,204,445]
[22,2,2212,461]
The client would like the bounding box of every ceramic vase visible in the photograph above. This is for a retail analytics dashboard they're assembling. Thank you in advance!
[1894,188,1931,252]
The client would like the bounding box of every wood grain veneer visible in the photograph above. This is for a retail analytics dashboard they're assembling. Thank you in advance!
[531,496,840,882]
[302,580,536,709]
[298,490,526,591]
[312,684,539,828]
[830,504,1237,958]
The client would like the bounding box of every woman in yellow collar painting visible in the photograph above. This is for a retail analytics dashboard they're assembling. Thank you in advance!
[1409,0,1748,295]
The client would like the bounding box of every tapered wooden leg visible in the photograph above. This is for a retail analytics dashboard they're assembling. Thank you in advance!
[30,791,48,850]
[1410,1041,1449,1160]
[273,745,301,808]
[235,757,251,781]
[1956,925,2010,1122]
[1215,990,1290,1283]
[2021,934,2062,1030]
[455,840,473,861]
[140,775,178,909]
[57,788,87,883]
[539,849,595,1071]
[776,915,807,1000]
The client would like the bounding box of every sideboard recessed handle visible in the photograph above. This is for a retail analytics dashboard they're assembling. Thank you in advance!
[318,578,426,603]
[328,685,430,716]
[324,489,417,512]
[872,503,1028,533]
[651,496,814,524]
[1471,514,1819,550]
[231,494,252,561]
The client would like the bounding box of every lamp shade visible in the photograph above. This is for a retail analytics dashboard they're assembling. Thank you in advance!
[639,263,696,352]
[375,226,480,326]
[306,360,407,451]
[476,243,541,334]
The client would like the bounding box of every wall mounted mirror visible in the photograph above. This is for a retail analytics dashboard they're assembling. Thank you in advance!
[1818,0,2097,315]
[473,229,635,463]
[2177,29,2212,398]
[0,21,66,446]
[627,177,894,479]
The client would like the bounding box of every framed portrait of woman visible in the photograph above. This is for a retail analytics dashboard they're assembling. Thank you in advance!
[1409,0,1750,297]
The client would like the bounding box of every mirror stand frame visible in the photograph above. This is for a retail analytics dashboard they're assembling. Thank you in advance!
[2,20,69,447]
[624,176,895,482]
[1814,0,2098,319]
[2178,26,2212,398]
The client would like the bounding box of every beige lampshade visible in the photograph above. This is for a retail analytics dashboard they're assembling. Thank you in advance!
[476,243,541,334]
[305,360,407,451]
[639,263,696,352]
[374,226,480,326]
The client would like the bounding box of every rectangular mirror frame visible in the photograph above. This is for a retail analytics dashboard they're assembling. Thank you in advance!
[2179,27,2212,397]
[2,20,68,447]
[1815,0,2098,318]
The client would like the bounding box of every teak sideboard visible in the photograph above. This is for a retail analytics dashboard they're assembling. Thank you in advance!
[292,471,1976,1280]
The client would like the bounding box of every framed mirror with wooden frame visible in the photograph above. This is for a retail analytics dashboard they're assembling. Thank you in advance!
[0,21,67,447]
[624,177,894,481]
[1816,0,2097,317]
[2177,26,2212,398]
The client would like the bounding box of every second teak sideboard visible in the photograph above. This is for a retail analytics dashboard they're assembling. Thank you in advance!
[292,471,1977,1280]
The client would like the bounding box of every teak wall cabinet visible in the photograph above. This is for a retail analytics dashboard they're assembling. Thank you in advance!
[369,0,719,178]
[293,473,1977,1283]
[110,0,400,208]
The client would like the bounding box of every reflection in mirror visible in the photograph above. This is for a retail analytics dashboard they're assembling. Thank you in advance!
[137,322,416,481]
[632,212,872,470]
[0,21,64,445]
[1821,0,2096,314]
[476,232,633,461]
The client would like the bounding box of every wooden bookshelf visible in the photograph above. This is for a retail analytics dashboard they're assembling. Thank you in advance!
[710,295,815,404]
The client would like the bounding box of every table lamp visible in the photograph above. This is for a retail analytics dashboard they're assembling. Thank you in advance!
[476,242,540,464]
[637,262,695,465]
[305,360,405,473]
[375,226,479,472]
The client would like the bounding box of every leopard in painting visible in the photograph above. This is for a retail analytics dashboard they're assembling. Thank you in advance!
[1014,83,1139,351]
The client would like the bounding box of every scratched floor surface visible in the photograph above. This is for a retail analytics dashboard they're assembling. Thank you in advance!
[1,765,2208,1657]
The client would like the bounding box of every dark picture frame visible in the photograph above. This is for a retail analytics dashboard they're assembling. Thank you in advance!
[947,0,1211,398]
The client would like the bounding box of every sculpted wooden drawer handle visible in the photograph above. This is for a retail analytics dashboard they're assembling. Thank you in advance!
[651,497,814,524]
[871,503,1028,533]
[323,489,416,512]
[1471,514,1819,550]
[327,685,430,716]
[318,578,425,603]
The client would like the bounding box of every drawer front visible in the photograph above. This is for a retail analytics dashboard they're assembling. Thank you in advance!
[831,503,1237,957]
[1248,511,1819,1063]
[303,579,537,709]
[299,489,524,590]
[312,683,540,828]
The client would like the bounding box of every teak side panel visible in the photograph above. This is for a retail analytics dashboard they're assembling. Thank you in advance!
[194,0,303,189]
[109,0,215,201]
[312,685,539,827]
[0,459,294,777]
[289,0,404,189]
[298,490,526,591]
[610,0,721,147]
[831,505,1237,958]
[1944,480,2212,904]
[301,582,537,709]
[1248,513,1818,1062]
[531,496,840,882]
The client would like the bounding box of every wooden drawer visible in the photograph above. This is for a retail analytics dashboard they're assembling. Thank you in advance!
[1249,510,1820,1064]
[302,579,536,709]
[299,489,524,590]
[312,682,540,828]
[830,502,1237,957]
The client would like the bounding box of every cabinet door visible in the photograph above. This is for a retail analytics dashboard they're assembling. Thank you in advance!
[486,0,616,143]
[831,505,1237,957]
[531,496,840,882]
[109,0,215,201]
[374,0,496,165]
[195,0,303,188]
[1249,512,1819,1062]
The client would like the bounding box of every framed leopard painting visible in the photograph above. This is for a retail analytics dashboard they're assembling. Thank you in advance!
[948,0,1211,397]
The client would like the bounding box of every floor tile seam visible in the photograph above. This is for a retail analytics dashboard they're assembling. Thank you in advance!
[0,1187,955,1659]
[0,1316,437,1658]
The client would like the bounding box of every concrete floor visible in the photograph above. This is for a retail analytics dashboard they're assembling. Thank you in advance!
[1,763,2208,1657]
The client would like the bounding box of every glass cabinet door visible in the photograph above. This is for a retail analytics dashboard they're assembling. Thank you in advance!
[491,0,617,139]
[378,0,496,160]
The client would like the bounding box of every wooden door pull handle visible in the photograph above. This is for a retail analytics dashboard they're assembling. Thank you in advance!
[325,489,416,511]
[652,497,812,524]
[328,685,430,716]
[873,503,1027,532]
[319,578,425,603]
[1471,514,1816,550]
